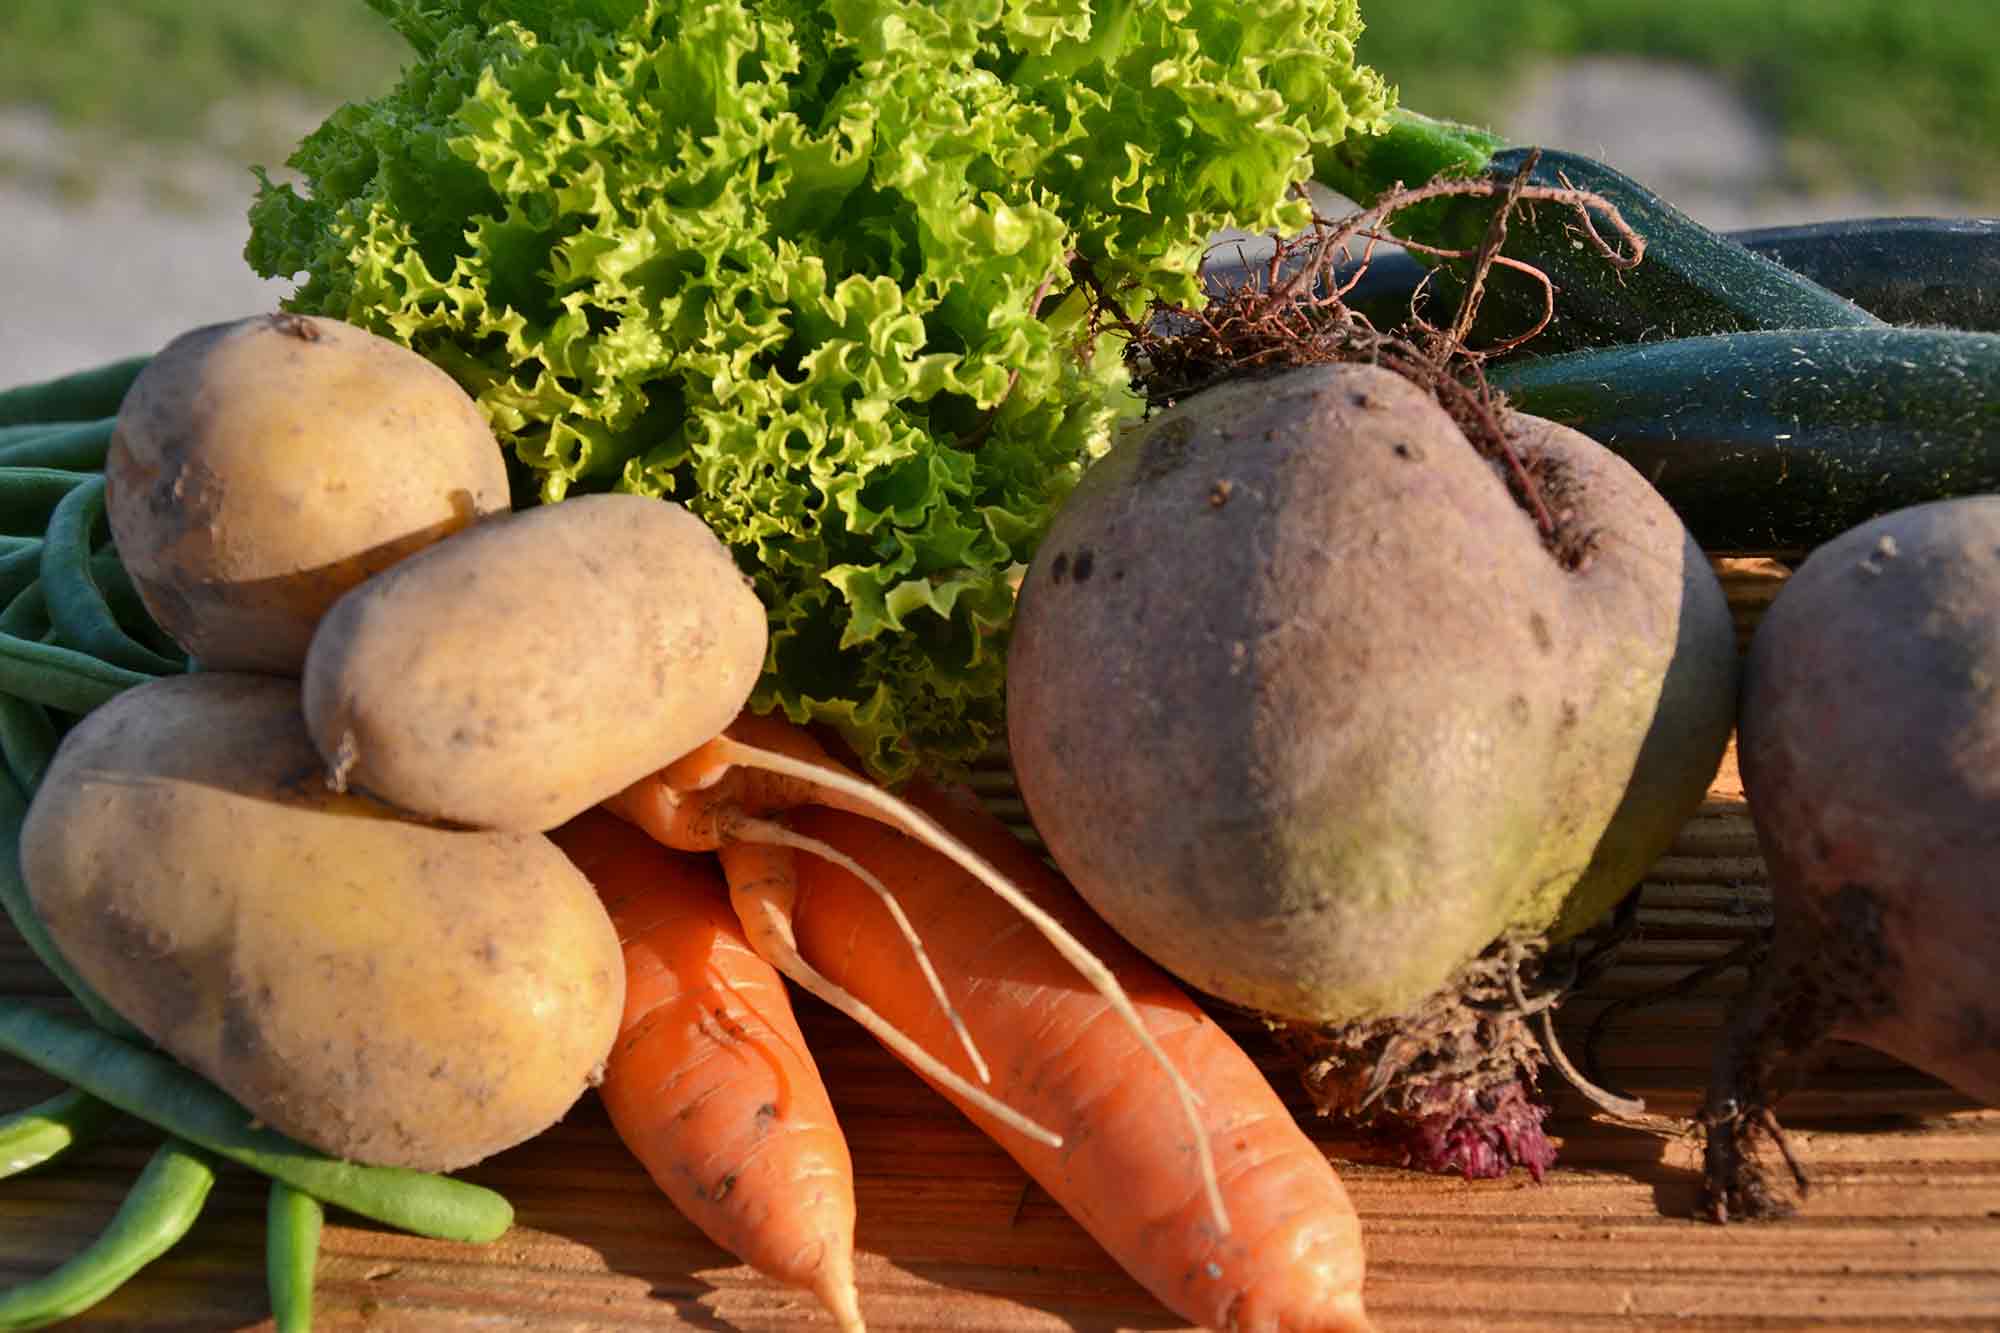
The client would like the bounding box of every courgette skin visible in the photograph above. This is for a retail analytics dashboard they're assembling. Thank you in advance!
[1730,217,2000,332]
[1317,112,1883,353]
[1489,328,2000,555]
[1206,216,2000,336]
[1399,147,1884,352]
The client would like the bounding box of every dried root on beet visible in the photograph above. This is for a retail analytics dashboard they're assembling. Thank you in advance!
[1007,171,1738,1180]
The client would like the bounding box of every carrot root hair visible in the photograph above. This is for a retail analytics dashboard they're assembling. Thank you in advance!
[709,735,1231,1236]
[716,837,1062,1150]
[733,815,991,1085]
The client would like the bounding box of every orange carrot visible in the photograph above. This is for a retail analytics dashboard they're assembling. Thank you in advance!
[546,809,863,1332]
[605,711,892,850]
[777,787,1375,1333]
[605,712,1227,1222]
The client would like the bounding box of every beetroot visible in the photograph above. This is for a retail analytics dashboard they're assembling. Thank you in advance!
[1007,360,1740,1177]
[1705,495,2000,1220]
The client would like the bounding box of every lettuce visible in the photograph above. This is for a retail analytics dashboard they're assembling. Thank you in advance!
[247,0,1389,780]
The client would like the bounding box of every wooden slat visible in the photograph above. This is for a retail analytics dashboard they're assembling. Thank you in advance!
[3,555,1996,1330]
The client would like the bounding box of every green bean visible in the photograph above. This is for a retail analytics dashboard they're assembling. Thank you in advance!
[0,633,150,715]
[0,694,59,798]
[0,421,114,474]
[0,584,47,642]
[41,479,181,675]
[85,551,181,665]
[0,472,95,542]
[0,1088,120,1181]
[0,1001,515,1243]
[0,776,140,1040]
[0,544,43,614]
[0,356,149,429]
[0,1136,215,1329]
[266,1181,323,1333]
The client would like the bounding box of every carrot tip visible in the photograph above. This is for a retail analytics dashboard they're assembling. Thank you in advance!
[811,1247,866,1332]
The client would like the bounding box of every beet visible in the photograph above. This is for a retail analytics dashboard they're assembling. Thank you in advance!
[1704,495,2000,1220]
[1007,360,1739,1175]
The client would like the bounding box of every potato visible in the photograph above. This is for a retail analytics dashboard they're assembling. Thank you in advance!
[106,313,513,673]
[1006,362,1739,1026]
[302,492,768,832]
[20,672,623,1171]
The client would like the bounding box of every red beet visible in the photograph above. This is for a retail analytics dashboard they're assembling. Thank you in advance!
[1705,496,2000,1221]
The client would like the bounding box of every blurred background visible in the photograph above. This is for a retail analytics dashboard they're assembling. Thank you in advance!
[1,0,1995,384]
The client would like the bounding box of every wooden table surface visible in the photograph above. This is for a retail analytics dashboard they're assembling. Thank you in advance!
[3,560,1996,1331]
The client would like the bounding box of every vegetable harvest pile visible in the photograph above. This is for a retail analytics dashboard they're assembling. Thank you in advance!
[1,1,1997,1331]
[245,0,1392,782]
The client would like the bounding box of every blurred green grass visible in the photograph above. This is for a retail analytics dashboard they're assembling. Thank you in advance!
[0,1,1992,204]
[0,1,406,198]
[0,1,404,134]
[1357,0,2000,202]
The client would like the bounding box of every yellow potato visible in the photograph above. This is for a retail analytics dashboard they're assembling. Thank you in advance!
[106,313,513,673]
[21,672,623,1171]
[302,492,768,832]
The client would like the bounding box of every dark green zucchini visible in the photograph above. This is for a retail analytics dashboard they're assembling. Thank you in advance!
[1206,216,2000,336]
[1730,217,2000,332]
[1489,327,2000,556]
[1315,110,1882,353]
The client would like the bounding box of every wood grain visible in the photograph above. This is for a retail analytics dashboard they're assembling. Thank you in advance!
[3,557,1996,1331]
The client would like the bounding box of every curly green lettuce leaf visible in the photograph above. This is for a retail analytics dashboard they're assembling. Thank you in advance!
[247,0,1389,779]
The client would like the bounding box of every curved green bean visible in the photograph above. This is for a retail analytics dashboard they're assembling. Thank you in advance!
[266,1181,323,1333]
[85,551,181,664]
[0,633,150,715]
[0,546,42,620]
[0,1137,215,1329]
[0,585,48,643]
[0,694,59,810]
[0,1001,515,1244]
[0,1089,120,1181]
[0,427,61,451]
[0,422,114,474]
[0,774,140,1040]
[0,356,149,429]
[41,478,181,675]
[0,472,96,543]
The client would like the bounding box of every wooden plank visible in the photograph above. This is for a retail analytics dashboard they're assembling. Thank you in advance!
[2,554,1996,1330]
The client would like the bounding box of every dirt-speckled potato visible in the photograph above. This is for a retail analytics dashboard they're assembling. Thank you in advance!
[106,313,513,673]
[302,491,768,832]
[20,672,623,1172]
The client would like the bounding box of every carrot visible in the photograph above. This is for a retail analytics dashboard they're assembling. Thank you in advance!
[775,785,1375,1333]
[546,809,863,1333]
[604,713,1227,1232]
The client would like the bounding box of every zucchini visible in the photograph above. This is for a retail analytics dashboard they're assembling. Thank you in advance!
[1729,217,2000,332]
[1315,109,1882,353]
[1206,217,2000,336]
[1488,327,2000,556]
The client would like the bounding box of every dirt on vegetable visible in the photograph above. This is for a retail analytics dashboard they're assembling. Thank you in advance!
[1109,156,1647,572]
